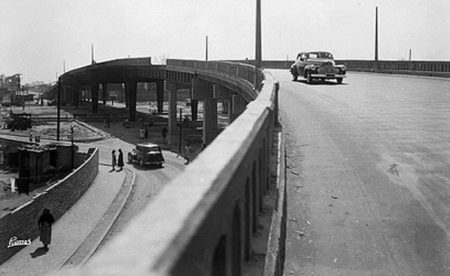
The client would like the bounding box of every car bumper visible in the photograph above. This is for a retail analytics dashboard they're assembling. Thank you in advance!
[143,160,164,165]
[311,74,347,78]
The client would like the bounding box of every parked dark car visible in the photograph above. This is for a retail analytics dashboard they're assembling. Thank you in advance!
[128,142,165,167]
[290,51,347,84]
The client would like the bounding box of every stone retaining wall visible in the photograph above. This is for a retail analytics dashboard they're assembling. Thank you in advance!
[0,148,99,264]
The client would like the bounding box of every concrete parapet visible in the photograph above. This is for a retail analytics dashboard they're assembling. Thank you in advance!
[60,61,279,276]
[263,130,286,276]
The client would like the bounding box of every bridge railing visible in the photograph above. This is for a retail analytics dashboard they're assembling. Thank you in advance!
[233,59,450,78]
[61,61,280,275]
[167,59,263,89]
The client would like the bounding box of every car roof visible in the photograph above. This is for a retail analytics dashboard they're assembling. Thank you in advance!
[137,142,159,148]
[307,51,332,54]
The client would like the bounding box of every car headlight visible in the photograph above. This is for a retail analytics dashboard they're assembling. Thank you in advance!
[342,65,347,71]
[310,65,316,70]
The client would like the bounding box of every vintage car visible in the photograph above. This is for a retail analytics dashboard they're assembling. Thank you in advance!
[128,142,165,167]
[290,51,347,84]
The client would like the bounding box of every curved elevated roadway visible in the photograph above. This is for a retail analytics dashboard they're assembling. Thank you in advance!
[274,70,450,275]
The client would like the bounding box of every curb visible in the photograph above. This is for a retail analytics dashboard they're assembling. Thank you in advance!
[0,120,110,144]
[73,120,112,143]
[60,167,136,268]
[263,128,287,276]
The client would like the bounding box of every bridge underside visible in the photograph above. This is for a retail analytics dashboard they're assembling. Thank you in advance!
[58,60,251,146]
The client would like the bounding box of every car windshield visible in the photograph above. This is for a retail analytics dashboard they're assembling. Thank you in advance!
[308,52,333,59]
[137,146,160,153]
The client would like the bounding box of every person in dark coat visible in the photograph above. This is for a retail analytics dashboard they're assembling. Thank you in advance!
[117,149,124,171]
[111,150,116,172]
[38,209,55,251]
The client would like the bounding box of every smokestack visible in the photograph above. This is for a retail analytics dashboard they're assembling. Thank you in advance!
[375,7,378,61]
[255,0,262,68]
[206,35,209,61]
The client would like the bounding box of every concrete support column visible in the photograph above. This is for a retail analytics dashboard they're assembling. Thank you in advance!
[125,80,137,121]
[61,86,67,106]
[191,99,198,121]
[156,80,164,113]
[192,78,217,145]
[231,94,246,122]
[91,83,99,114]
[102,83,108,105]
[203,95,217,145]
[119,84,125,105]
[73,89,79,108]
[166,81,178,141]
[222,99,229,114]
[226,98,232,123]
[212,85,233,124]
[125,83,129,108]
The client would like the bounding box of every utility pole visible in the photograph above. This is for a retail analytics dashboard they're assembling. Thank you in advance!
[63,60,66,74]
[374,6,379,72]
[255,0,262,87]
[205,35,209,61]
[409,49,412,62]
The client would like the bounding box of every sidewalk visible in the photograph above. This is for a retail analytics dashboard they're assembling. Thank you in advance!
[0,165,133,276]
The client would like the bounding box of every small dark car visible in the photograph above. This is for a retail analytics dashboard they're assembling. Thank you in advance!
[128,142,165,167]
[290,51,347,84]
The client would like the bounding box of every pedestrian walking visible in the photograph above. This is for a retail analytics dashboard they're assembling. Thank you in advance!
[184,143,191,165]
[111,150,116,172]
[117,149,124,171]
[38,209,55,251]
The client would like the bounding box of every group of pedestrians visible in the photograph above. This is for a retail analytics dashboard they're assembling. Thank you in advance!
[110,149,124,172]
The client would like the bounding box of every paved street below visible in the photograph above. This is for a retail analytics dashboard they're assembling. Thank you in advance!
[272,70,450,275]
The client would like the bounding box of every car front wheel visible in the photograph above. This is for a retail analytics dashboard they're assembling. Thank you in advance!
[337,78,343,84]
[306,72,313,84]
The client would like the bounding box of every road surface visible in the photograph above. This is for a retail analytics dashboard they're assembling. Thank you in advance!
[272,70,450,275]
[76,135,185,259]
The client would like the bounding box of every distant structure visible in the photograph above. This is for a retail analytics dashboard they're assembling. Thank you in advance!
[0,73,21,92]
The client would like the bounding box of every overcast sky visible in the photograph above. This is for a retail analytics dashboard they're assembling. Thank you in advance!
[1,0,450,83]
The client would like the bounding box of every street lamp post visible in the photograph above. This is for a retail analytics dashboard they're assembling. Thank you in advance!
[71,125,74,169]
[56,78,61,141]
[178,108,182,154]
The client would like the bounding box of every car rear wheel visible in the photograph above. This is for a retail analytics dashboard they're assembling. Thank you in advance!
[291,68,298,81]
[337,78,343,84]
